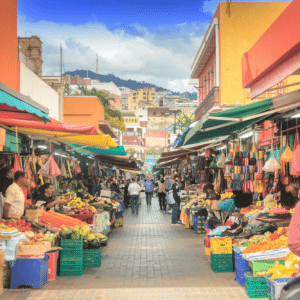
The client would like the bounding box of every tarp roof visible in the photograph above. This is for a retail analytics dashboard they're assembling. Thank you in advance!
[66,143,127,156]
[14,127,118,149]
[0,117,98,135]
[183,98,274,146]
[0,83,50,122]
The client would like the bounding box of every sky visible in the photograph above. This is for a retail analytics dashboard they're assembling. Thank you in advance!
[17,0,290,93]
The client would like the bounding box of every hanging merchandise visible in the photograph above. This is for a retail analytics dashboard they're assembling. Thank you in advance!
[75,162,81,174]
[263,140,281,173]
[14,153,20,173]
[53,176,59,194]
[39,155,61,178]
[291,126,300,176]
[195,156,205,171]
[61,159,68,177]
[66,160,73,178]
[205,148,211,159]
[217,152,226,169]
[234,141,239,153]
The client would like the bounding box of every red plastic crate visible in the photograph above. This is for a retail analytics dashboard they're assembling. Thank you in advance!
[67,213,95,224]
[205,238,211,248]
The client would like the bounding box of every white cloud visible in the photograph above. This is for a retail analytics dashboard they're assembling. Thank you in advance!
[18,15,205,93]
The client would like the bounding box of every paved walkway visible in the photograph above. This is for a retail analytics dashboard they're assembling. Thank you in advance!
[2,195,253,300]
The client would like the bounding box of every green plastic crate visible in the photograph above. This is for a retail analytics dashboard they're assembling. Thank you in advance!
[60,265,83,277]
[60,256,83,267]
[60,239,83,250]
[61,249,83,258]
[211,253,233,272]
[245,272,268,290]
[84,258,101,268]
[245,287,268,299]
[83,248,101,255]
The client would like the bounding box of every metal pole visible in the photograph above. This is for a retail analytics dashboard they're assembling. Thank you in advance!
[60,44,62,83]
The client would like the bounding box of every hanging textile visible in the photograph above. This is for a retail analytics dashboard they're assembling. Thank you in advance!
[53,177,59,194]
[38,155,61,178]
[61,160,68,177]
[75,162,81,174]
[66,160,72,178]
[14,153,20,173]
[291,128,300,176]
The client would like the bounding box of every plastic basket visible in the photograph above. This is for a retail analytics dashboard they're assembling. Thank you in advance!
[211,253,233,272]
[84,259,101,268]
[245,287,268,299]
[60,265,83,277]
[67,213,96,224]
[205,247,211,256]
[205,238,211,248]
[249,260,285,276]
[266,276,292,300]
[11,254,49,289]
[48,252,57,282]
[234,251,250,286]
[211,237,232,254]
[245,272,268,289]
[60,239,83,250]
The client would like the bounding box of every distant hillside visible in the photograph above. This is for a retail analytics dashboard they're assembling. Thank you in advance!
[64,69,197,101]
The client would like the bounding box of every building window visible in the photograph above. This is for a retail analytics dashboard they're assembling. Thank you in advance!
[143,92,146,95]
[143,97,146,100]
[151,93,155,95]
[133,97,136,100]
[133,93,136,96]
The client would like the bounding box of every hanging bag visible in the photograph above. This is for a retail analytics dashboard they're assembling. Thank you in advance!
[217,152,226,169]
[262,140,281,173]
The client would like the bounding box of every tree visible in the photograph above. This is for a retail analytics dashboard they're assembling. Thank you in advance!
[176,113,194,132]
[77,86,127,132]
[63,83,72,96]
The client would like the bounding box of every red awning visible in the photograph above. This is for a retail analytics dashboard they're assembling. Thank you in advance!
[0,117,98,135]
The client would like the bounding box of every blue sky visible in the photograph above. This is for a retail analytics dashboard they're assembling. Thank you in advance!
[17,0,290,92]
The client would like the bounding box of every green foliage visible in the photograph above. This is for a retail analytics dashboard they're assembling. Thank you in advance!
[176,113,194,132]
[63,83,72,96]
[78,86,126,132]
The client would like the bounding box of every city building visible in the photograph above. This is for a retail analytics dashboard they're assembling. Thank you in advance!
[114,111,147,163]
[63,96,105,129]
[146,128,173,153]
[18,36,43,78]
[190,2,296,121]
[147,107,181,129]
[65,78,122,110]
[128,87,156,110]
[119,86,132,110]
[17,35,61,120]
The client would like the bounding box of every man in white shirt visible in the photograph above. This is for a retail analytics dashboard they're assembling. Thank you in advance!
[128,178,141,214]
[3,171,30,219]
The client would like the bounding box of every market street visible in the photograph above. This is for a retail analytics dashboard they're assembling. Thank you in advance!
[2,196,252,300]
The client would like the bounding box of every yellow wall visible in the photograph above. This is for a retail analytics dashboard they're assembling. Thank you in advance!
[124,117,140,126]
[128,87,156,110]
[219,2,289,106]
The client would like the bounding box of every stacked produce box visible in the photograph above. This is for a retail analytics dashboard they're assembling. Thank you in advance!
[60,239,83,277]
[83,248,101,268]
[210,237,233,272]
[194,216,206,234]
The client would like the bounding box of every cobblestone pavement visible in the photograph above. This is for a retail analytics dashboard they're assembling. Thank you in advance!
[2,195,257,299]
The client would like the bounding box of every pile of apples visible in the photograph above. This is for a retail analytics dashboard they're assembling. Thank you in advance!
[0,219,32,232]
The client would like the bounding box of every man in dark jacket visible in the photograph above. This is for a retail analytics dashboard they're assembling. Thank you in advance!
[172,175,181,225]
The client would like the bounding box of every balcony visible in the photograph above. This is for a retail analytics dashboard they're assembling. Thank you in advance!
[195,87,219,121]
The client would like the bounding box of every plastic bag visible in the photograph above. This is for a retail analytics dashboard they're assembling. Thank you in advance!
[262,154,281,172]
[281,145,293,163]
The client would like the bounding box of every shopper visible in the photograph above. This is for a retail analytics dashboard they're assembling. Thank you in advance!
[145,177,154,205]
[158,179,166,211]
[171,175,181,225]
[3,171,31,219]
[124,179,130,209]
[204,183,222,220]
[128,178,141,214]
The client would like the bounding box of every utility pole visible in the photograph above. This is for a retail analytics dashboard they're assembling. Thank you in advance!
[60,44,63,83]
[96,53,98,80]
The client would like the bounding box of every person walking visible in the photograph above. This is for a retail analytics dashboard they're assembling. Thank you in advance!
[158,179,166,211]
[124,179,130,209]
[145,177,154,205]
[171,175,181,225]
[128,178,141,214]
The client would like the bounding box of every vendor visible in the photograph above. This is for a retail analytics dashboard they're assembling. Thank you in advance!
[58,181,67,195]
[3,171,32,219]
[36,183,66,211]
[204,183,222,219]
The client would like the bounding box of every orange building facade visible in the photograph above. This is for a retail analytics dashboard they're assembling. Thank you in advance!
[0,0,20,92]
[63,96,105,129]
